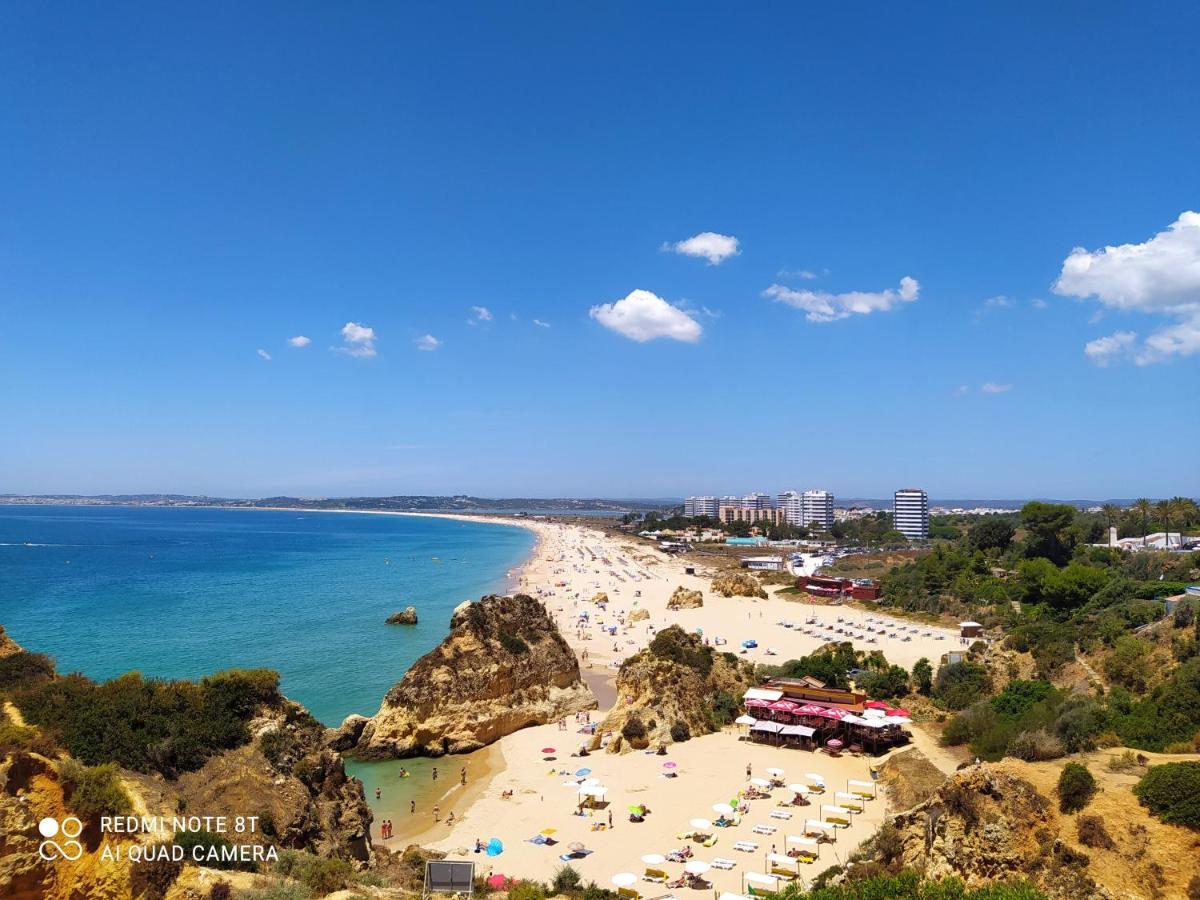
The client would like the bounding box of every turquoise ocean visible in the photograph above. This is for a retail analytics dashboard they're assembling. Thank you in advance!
[0,504,534,725]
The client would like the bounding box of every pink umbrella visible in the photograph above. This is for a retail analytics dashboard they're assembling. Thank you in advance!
[487,875,509,889]
[663,761,677,769]
[744,698,771,708]
[768,700,800,712]
[826,739,843,749]
[541,747,557,754]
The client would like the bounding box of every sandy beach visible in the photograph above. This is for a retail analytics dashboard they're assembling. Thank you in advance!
[359,515,961,890]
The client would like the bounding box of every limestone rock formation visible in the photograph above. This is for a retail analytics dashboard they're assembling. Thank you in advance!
[0,624,22,658]
[596,626,755,754]
[628,608,650,622]
[666,586,703,610]
[349,594,596,758]
[591,592,609,604]
[386,606,419,625]
[710,572,767,598]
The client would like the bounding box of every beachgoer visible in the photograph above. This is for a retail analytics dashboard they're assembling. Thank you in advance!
[410,800,416,814]
[375,787,381,800]
[461,766,467,785]
[447,811,455,825]
[434,804,440,822]
[432,767,438,781]
[607,810,613,828]
[746,763,752,779]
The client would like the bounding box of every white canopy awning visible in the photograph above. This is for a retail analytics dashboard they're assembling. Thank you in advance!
[744,688,784,702]
[734,715,758,726]
[751,721,785,733]
[779,724,815,737]
[767,853,794,866]
[744,873,778,886]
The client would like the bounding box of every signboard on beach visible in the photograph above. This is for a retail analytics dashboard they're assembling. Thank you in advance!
[425,860,475,897]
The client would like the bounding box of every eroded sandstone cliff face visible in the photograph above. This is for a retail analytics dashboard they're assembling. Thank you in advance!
[0,624,23,658]
[710,572,767,598]
[666,586,703,609]
[596,626,755,753]
[348,594,595,758]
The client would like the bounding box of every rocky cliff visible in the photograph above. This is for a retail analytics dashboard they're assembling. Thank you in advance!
[348,594,596,758]
[666,586,703,609]
[596,626,755,753]
[0,624,22,658]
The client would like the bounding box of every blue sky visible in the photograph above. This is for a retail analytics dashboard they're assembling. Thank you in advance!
[2,3,1198,500]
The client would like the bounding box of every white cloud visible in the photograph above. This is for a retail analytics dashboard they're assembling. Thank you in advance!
[663,232,740,265]
[763,276,919,323]
[1054,211,1200,365]
[532,319,551,328]
[288,335,311,347]
[415,334,441,352]
[1030,298,1048,310]
[589,289,703,343]
[468,306,492,324]
[1083,331,1137,367]
[777,267,819,280]
[339,322,377,358]
[981,382,1013,394]
[954,385,970,396]
[256,349,272,361]
[983,295,1012,308]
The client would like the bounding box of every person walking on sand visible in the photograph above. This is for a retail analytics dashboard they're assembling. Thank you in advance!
[432,766,438,782]
[375,787,381,800]
[461,766,467,785]
[607,809,613,828]
[434,804,440,823]
[746,763,752,779]
[410,800,416,815]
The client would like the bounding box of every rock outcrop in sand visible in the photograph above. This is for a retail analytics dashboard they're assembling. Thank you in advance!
[710,572,767,598]
[591,591,609,604]
[349,594,596,758]
[596,626,755,754]
[628,607,650,622]
[386,606,419,625]
[666,586,704,609]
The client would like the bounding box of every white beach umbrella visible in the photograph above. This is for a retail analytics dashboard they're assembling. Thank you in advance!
[641,854,666,865]
[689,818,713,830]
[685,860,712,875]
[750,777,771,787]
[766,767,785,777]
[712,803,735,815]
[805,773,825,784]
[612,873,637,887]
[787,784,810,794]
[581,778,601,787]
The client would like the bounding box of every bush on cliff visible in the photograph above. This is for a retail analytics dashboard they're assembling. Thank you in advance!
[1056,762,1096,813]
[647,626,713,676]
[1133,761,1200,828]
[0,650,56,690]
[57,758,132,819]
[14,668,281,776]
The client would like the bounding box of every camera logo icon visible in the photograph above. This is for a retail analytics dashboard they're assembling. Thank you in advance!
[37,816,84,861]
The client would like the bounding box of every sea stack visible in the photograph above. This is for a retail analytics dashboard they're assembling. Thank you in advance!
[385,606,419,625]
[349,594,595,758]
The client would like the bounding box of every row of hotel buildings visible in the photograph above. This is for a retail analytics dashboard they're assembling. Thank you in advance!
[683,488,930,539]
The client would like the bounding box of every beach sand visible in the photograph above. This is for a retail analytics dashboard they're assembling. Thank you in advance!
[362,516,960,888]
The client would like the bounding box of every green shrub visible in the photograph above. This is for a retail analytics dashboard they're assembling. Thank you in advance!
[0,651,57,690]
[508,881,547,900]
[209,884,232,900]
[552,864,582,894]
[1008,729,1065,762]
[56,759,132,819]
[1056,762,1096,814]
[933,662,992,710]
[498,631,530,655]
[669,720,691,742]
[14,668,281,777]
[1132,761,1200,828]
[0,722,58,757]
[621,715,647,742]
[647,626,713,676]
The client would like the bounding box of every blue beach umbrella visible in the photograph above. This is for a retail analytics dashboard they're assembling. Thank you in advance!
[575,768,592,777]
[486,838,504,857]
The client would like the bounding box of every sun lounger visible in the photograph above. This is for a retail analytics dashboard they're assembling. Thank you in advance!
[847,780,876,799]
[733,840,758,852]
[835,792,864,811]
[702,835,718,847]
[712,857,737,869]
[769,810,792,820]
[804,819,836,840]
[643,868,667,883]
[820,805,851,827]
[751,824,777,835]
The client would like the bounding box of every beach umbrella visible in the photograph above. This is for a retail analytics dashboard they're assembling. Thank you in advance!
[486,838,504,857]
[685,860,711,875]
[575,768,592,776]
[581,777,601,787]
[663,761,677,769]
[541,828,557,835]
[689,818,712,830]
[750,777,771,787]
[487,875,508,889]
[787,784,810,794]
[805,773,825,783]
[542,747,557,754]
[628,804,645,814]
[568,842,586,852]
[712,803,734,815]
[641,854,666,865]
[612,873,637,887]
[826,739,843,749]
[766,767,785,777]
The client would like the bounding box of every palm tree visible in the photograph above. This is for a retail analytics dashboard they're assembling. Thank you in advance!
[1101,503,1121,528]
[1132,498,1153,547]
[1156,500,1172,548]
[1170,496,1197,547]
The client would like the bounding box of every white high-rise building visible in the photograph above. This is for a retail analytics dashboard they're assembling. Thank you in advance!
[778,490,804,525]
[801,490,834,530]
[893,488,929,540]
[683,496,719,519]
[742,492,774,509]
